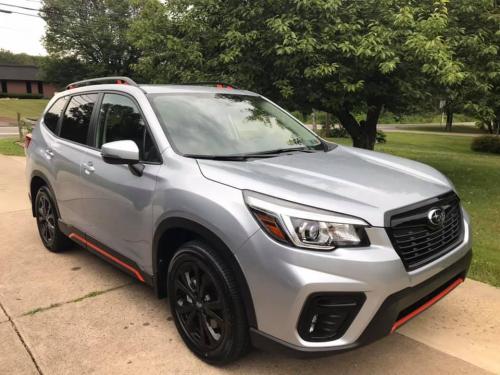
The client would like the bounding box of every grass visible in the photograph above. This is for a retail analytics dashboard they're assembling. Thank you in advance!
[0,138,25,156]
[392,124,486,134]
[378,111,476,124]
[22,284,131,316]
[329,133,500,287]
[0,98,49,123]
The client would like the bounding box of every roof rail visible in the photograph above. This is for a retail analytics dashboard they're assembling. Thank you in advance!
[66,76,138,90]
[181,81,239,90]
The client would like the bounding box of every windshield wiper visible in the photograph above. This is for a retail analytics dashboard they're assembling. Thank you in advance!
[184,147,318,161]
[184,153,275,161]
[250,147,316,155]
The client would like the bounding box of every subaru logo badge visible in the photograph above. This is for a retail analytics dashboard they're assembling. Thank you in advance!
[428,208,446,226]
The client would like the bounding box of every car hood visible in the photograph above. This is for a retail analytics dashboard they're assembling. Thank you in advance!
[197,145,453,227]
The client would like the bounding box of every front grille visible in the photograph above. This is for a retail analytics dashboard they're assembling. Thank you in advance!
[387,192,463,271]
[297,293,365,342]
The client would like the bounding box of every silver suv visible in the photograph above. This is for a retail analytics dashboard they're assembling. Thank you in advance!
[26,77,472,364]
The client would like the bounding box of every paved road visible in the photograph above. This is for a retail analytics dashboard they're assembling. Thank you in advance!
[0,127,20,138]
[305,122,481,137]
[0,155,498,374]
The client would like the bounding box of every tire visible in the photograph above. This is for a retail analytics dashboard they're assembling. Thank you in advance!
[34,186,72,253]
[167,240,250,365]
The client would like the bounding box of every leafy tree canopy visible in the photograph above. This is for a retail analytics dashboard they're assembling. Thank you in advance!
[0,49,43,66]
[39,0,499,148]
[131,0,492,148]
[41,0,141,79]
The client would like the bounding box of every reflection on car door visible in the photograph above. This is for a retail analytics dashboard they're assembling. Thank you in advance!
[79,93,162,272]
[51,93,97,230]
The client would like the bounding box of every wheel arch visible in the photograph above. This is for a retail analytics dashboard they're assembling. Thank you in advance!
[153,217,257,328]
[30,171,60,218]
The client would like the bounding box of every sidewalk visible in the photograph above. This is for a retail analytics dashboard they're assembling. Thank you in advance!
[0,154,498,374]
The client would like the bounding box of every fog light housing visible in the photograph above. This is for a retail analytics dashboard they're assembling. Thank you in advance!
[297,293,366,342]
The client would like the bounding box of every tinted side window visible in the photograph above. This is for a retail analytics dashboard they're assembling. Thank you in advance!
[43,97,68,133]
[60,94,97,145]
[97,94,160,162]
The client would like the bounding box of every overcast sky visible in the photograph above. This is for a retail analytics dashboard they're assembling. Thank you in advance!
[0,0,47,56]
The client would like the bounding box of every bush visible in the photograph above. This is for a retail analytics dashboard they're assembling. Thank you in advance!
[324,127,387,144]
[0,93,44,99]
[329,126,349,138]
[376,130,387,144]
[471,135,500,154]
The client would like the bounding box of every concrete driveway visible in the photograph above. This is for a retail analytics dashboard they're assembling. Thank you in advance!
[0,154,499,375]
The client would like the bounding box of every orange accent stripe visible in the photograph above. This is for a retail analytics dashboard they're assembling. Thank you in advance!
[391,277,464,333]
[69,233,145,282]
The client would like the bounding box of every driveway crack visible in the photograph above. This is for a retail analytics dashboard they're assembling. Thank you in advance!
[22,282,134,317]
[0,301,43,375]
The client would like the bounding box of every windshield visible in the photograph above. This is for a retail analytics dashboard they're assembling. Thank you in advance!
[149,93,323,157]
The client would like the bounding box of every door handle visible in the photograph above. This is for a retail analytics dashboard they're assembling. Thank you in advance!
[83,161,95,175]
[44,148,55,159]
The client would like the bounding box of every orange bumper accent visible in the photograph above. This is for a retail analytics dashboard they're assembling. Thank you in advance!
[391,277,464,333]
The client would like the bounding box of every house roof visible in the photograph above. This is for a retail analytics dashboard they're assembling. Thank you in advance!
[0,64,40,81]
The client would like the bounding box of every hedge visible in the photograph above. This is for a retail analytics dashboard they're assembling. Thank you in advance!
[471,135,500,154]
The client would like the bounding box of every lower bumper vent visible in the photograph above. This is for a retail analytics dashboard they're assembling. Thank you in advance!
[297,293,366,342]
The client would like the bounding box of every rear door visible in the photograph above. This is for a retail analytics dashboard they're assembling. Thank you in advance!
[51,93,98,230]
[78,92,162,271]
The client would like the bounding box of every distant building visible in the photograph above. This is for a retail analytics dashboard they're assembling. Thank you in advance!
[0,64,57,98]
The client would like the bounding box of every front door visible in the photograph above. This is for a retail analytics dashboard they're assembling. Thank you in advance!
[51,93,98,231]
[79,93,162,273]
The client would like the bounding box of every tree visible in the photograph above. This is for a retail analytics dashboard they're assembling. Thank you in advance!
[428,0,500,132]
[131,0,469,149]
[0,49,43,66]
[39,56,91,86]
[450,0,500,135]
[41,0,141,81]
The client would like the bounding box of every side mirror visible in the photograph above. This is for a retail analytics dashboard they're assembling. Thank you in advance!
[101,140,140,165]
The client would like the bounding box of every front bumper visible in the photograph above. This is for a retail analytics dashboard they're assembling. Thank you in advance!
[250,249,471,357]
[234,213,472,352]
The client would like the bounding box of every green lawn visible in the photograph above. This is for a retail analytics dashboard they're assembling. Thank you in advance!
[0,138,25,156]
[0,98,49,123]
[330,133,500,287]
[393,124,486,134]
[378,111,476,124]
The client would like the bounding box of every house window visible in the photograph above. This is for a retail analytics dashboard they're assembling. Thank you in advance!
[38,81,43,95]
[26,81,32,94]
[1,80,6,93]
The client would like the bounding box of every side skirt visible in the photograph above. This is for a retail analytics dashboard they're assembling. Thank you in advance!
[59,221,154,286]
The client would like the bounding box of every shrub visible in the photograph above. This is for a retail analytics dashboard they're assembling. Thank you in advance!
[471,135,500,154]
[376,130,387,144]
[323,127,387,144]
[329,126,349,138]
[0,93,44,99]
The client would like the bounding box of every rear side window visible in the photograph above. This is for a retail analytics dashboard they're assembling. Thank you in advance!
[43,97,68,133]
[60,94,98,145]
[97,93,160,162]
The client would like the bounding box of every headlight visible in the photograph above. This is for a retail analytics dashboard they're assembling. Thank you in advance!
[244,191,369,250]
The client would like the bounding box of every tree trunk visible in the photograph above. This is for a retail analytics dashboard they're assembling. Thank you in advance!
[496,113,500,136]
[323,113,332,137]
[312,110,317,132]
[445,108,453,132]
[336,100,382,150]
[486,121,494,134]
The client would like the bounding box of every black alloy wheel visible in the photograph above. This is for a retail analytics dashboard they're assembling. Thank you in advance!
[37,192,56,246]
[167,241,249,364]
[173,258,227,352]
[34,186,71,252]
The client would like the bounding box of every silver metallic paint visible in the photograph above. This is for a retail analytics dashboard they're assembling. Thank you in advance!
[26,83,471,351]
